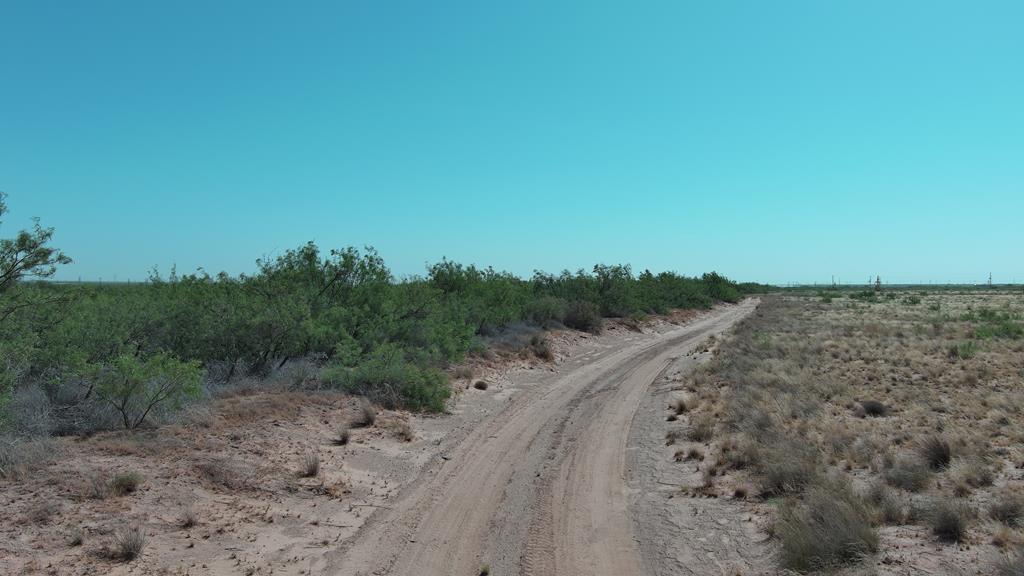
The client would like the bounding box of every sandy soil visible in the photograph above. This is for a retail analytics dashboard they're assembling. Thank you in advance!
[1,301,757,576]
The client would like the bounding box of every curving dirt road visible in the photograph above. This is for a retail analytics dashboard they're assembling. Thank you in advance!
[326,300,758,576]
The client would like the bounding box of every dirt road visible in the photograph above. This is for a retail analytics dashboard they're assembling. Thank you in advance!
[326,300,759,576]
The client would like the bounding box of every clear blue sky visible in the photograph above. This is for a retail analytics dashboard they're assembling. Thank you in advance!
[2,1,1021,285]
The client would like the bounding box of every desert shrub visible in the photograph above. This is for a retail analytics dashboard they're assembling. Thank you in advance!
[926,499,972,543]
[451,365,474,380]
[950,457,994,493]
[757,444,821,496]
[865,483,906,525]
[949,341,978,360]
[990,494,1024,527]
[720,437,760,470]
[974,319,1024,340]
[5,385,52,437]
[323,346,449,412]
[391,419,414,442]
[350,400,377,428]
[563,301,603,334]
[687,418,714,443]
[110,472,143,496]
[332,426,350,446]
[114,524,147,561]
[775,480,878,572]
[671,397,689,415]
[299,450,319,477]
[994,547,1024,576]
[195,458,249,490]
[858,400,889,417]
[92,353,203,429]
[179,505,198,528]
[529,334,554,361]
[0,436,52,480]
[884,457,932,492]
[919,436,952,470]
[523,295,567,327]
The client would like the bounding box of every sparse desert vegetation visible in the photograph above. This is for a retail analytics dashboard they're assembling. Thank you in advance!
[667,290,1024,573]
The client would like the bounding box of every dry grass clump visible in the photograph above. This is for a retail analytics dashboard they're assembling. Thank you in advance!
[883,457,932,492]
[918,436,953,470]
[926,499,973,543]
[857,399,890,417]
[775,480,878,572]
[718,435,760,470]
[671,397,690,415]
[331,425,351,446]
[452,365,474,380]
[109,472,143,496]
[352,401,377,428]
[990,494,1024,527]
[113,524,147,561]
[179,505,199,528]
[674,446,704,462]
[757,445,821,496]
[0,437,53,480]
[26,501,60,524]
[195,458,249,490]
[993,546,1024,576]
[864,483,907,525]
[949,457,994,495]
[299,450,320,477]
[686,417,714,443]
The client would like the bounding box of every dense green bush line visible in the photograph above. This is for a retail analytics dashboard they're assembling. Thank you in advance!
[2,197,764,428]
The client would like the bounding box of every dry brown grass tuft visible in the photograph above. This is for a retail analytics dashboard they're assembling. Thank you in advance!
[884,457,932,492]
[179,505,199,528]
[331,425,351,446]
[109,472,143,496]
[994,546,1024,575]
[926,499,973,543]
[113,524,147,561]
[919,436,953,471]
[195,458,250,490]
[990,494,1024,527]
[775,480,878,572]
[351,401,377,428]
[299,450,320,477]
[858,399,890,417]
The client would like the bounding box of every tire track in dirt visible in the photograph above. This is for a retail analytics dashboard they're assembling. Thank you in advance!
[325,301,757,576]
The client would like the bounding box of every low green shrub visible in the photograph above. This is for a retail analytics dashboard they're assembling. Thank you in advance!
[322,346,450,412]
[563,301,603,334]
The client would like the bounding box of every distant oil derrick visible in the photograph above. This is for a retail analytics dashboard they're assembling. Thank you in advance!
[874,275,881,293]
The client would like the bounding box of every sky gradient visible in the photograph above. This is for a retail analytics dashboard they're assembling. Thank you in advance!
[2,1,1022,285]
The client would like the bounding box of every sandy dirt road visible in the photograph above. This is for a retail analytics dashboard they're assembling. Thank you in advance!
[326,300,759,576]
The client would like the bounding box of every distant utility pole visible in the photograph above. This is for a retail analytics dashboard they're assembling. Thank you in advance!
[989,272,993,287]
[874,275,882,293]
